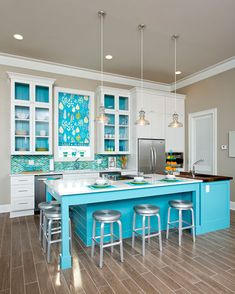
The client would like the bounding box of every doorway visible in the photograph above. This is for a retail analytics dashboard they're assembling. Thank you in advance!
[188,108,217,174]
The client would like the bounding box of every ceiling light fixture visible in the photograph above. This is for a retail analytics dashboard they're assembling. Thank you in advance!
[168,35,183,128]
[105,54,113,60]
[175,70,182,75]
[13,34,23,40]
[96,11,108,124]
[135,24,150,126]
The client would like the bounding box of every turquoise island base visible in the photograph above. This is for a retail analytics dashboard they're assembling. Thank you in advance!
[46,175,231,269]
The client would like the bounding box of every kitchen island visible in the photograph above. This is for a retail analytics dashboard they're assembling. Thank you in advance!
[45,174,231,269]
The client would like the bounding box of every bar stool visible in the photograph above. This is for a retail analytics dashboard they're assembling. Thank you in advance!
[44,207,72,262]
[91,210,124,268]
[166,200,195,246]
[132,204,162,256]
[38,201,60,244]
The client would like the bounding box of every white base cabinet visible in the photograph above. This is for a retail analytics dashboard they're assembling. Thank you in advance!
[10,175,34,218]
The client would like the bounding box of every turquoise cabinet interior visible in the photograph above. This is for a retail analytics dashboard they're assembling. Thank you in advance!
[96,87,130,154]
[54,88,94,161]
[119,114,128,126]
[119,96,129,111]
[199,181,230,234]
[9,72,54,155]
[35,85,49,103]
[15,82,30,101]
[104,94,115,109]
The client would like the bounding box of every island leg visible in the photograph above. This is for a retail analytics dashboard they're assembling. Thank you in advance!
[60,198,72,269]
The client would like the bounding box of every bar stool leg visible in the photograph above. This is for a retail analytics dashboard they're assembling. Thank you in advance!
[91,219,96,257]
[110,223,114,253]
[191,208,196,243]
[117,220,124,262]
[178,209,182,246]
[142,215,146,256]
[157,214,162,251]
[99,222,105,268]
[43,214,47,252]
[39,209,43,241]
[148,216,151,245]
[47,219,52,262]
[131,212,136,248]
[166,207,171,239]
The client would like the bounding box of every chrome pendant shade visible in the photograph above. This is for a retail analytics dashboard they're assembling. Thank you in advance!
[168,113,183,128]
[135,109,150,126]
[96,10,108,124]
[135,24,150,126]
[168,35,183,128]
[96,105,109,124]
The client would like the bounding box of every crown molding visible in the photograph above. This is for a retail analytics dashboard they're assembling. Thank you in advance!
[0,52,171,92]
[1,52,235,92]
[172,56,235,90]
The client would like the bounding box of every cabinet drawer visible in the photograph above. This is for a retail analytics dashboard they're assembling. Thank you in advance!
[12,197,34,211]
[12,185,34,198]
[11,176,34,186]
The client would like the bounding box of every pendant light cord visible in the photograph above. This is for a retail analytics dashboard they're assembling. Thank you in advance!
[139,24,145,110]
[100,12,104,88]
[174,36,177,112]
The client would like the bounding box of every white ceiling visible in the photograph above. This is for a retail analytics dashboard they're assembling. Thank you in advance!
[0,0,235,83]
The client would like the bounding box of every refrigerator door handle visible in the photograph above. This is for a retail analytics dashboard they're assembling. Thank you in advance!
[150,147,154,172]
[154,148,157,171]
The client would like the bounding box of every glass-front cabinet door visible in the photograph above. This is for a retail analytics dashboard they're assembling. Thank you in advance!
[13,105,31,153]
[9,72,55,155]
[96,87,130,154]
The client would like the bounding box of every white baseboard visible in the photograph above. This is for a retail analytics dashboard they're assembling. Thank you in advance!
[0,204,10,213]
[231,201,235,211]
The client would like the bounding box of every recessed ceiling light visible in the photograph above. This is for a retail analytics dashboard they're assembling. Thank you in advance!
[13,34,23,40]
[175,70,182,75]
[105,54,113,60]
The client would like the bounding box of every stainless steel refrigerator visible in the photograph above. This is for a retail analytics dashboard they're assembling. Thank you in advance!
[138,138,165,174]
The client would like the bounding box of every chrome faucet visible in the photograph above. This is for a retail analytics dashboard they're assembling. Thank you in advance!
[74,157,80,169]
[191,159,204,178]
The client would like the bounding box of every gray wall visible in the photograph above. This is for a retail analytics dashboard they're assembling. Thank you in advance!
[180,68,235,202]
[0,65,131,206]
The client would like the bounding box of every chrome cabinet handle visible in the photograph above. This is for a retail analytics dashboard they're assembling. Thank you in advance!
[18,202,28,205]
[18,190,28,192]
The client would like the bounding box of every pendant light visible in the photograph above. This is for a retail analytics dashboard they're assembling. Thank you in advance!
[135,24,150,126]
[168,35,183,128]
[96,10,108,124]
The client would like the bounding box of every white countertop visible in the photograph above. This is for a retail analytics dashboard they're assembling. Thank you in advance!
[45,174,202,196]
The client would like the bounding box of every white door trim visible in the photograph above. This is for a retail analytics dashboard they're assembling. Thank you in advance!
[188,108,217,174]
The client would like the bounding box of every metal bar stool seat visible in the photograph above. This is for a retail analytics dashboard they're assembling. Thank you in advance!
[38,201,60,243]
[91,210,124,268]
[166,200,195,246]
[44,207,72,262]
[132,204,162,256]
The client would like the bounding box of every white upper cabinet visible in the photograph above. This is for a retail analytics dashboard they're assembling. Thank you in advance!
[8,72,55,155]
[165,96,185,152]
[132,89,165,140]
[96,86,131,154]
[130,87,185,159]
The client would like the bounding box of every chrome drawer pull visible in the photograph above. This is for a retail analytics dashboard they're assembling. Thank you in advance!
[18,190,29,192]
[19,202,28,205]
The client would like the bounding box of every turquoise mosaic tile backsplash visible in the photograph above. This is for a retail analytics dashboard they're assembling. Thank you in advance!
[11,154,123,174]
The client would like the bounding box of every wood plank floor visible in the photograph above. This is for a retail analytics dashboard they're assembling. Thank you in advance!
[0,211,235,294]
